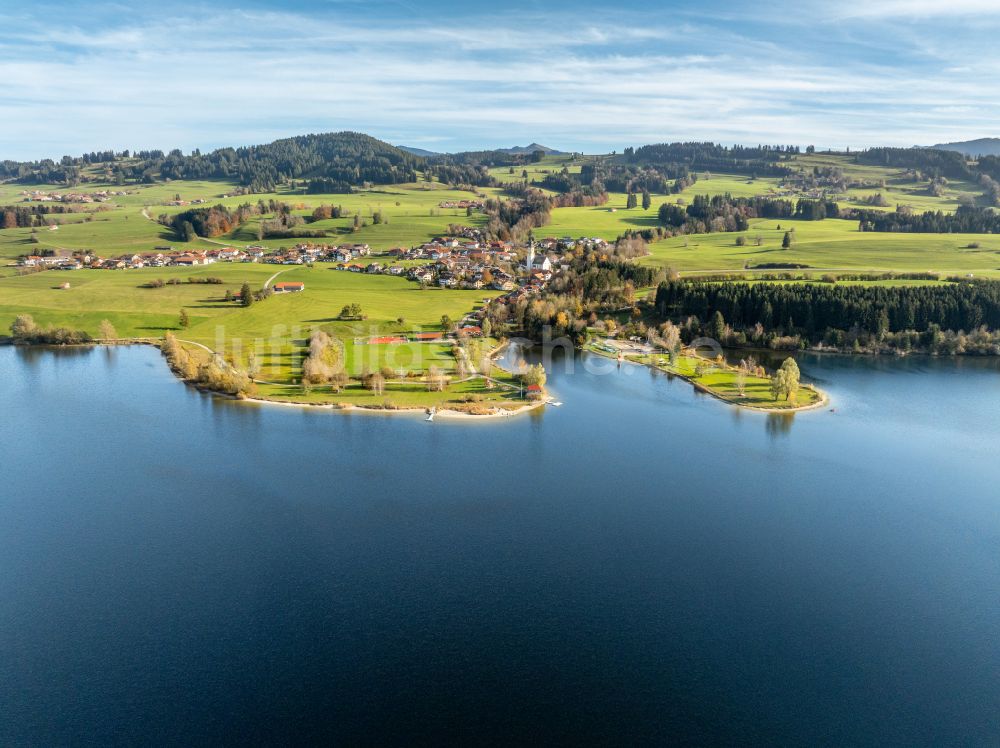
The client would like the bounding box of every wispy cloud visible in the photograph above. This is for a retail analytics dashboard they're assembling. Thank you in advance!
[836,0,1000,18]
[0,1,998,158]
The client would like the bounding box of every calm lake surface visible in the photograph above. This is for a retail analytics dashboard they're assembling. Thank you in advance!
[2,344,999,745]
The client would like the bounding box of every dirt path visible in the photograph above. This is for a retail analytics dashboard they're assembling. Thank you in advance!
[263,269,290,289]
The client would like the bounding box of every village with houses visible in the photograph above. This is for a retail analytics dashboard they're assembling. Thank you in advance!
[19,188,132,204]
[15,231,612,299]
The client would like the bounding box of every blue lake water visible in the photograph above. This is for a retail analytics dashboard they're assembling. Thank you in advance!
[1,344,999,744]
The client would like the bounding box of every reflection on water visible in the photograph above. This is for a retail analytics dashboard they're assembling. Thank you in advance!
[13,343,97,366]
[766,412,794,438]
[2,345,1000,745]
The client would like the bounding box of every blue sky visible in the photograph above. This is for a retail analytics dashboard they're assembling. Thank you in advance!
[0,0,997,159]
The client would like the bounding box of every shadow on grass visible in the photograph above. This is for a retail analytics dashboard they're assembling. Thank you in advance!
[737,248,785,256]
[618,216,665,229]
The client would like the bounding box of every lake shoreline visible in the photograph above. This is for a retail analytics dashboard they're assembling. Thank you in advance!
[583,343,829,414]
[5,336,830,415]
[239,395,547,419]
[3,337,549,420]
[230,336,547,419]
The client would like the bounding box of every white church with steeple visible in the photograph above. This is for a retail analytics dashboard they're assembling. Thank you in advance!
[523,241,551,273]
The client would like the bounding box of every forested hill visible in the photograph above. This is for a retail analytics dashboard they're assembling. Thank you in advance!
[0,132,423,192]
[159,132,422,191]
[930,138,1000,158]
[623,142,798,178]
[854,147,972,179]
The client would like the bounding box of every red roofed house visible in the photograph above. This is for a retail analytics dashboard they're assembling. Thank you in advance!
[273,282,305,293]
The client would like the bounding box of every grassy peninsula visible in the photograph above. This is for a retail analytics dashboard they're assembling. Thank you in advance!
[7,136,1000,414]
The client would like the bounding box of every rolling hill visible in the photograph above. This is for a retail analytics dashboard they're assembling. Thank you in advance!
[930,137,1000,157]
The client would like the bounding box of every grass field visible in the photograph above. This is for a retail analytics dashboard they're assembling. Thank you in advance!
[0,262,497,382]
[0,171,503,402]
[679,173,786,199]
[534,191,663,239]
[524,151,989,244]
[487,154,589,184]
[0,180,496,261]
[586,340,824,410]
[4,149,995,268]
[249,371,525,411]
[4,148,1000,404]
[638,218,1000,277]
[700,277,952,288]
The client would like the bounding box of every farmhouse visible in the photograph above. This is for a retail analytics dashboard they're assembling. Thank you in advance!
[273,282,305,293]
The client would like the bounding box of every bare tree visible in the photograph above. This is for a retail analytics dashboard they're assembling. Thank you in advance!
[735,358,751,397]
[426,366,446,392]
[99,319,117,341]
[247,349,261,380]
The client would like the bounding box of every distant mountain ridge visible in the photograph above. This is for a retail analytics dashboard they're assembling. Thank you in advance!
[930,138,1000,157]
[496,143,565,155]
[398,143,565,157]
[398,145,441,157]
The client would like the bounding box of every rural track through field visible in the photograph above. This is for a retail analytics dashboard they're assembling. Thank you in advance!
[176,338,214,354]
[263,269,291,289]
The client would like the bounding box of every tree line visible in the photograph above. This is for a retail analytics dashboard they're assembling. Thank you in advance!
[1,203,82,229]
[650,193,1000,237]
[482,185,608,242]
[657,194,837,234]
[160,203,255,239]
[9,313,92,345]
[2,132,424,193]
[855,147,971,180]
[627,142,797,178]
[653,280,1000,353]
[158,132,421,192]
[854,205,1000,234]
[161,333,256,397]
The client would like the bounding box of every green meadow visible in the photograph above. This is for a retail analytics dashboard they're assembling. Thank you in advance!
[4,148,1000,404]
[0,262,498,382]
[638,218,1000,277]
[487,154,588,184]
[586,342,824,410]
[0,180,495,261]
[4,150,993,270]
[249,370,524,410]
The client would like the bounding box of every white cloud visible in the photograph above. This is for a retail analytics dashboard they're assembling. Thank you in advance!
[837,0,1000,18]
[0,4,997,157]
